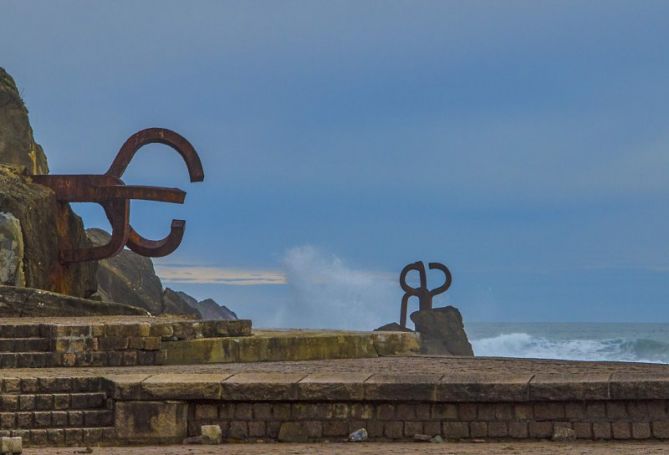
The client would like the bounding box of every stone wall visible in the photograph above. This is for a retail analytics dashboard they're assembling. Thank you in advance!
[108,371,669,444]
[0,376,115,447]
[189,399,669,441]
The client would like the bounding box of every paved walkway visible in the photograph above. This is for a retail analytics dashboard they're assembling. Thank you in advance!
[22,442,669,454]
[3,355,669,378]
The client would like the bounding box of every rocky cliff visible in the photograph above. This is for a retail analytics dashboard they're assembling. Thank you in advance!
[0,68,97,298]
[0,68,48,175]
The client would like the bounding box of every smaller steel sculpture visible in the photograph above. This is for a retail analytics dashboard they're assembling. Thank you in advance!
[399,261,452,328]
[32,128,204,263]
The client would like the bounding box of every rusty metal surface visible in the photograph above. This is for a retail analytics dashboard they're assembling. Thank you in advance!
[32,128,204,263]
[398,261,452,328]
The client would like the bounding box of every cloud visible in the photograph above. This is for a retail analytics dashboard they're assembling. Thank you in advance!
[155,265,286,285]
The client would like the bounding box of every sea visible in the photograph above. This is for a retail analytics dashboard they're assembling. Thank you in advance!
[467,323,669,364]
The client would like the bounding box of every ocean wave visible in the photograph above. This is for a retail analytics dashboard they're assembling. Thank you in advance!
[471,332,669,363]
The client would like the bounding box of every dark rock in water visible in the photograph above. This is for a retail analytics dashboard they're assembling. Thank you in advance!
[162,287,202,318]
[0,166,97,297]
[0,284,147,317]
[375,322,414,332]
[410,306,474,356]
[0,68,49,175]
[88,228,165,315]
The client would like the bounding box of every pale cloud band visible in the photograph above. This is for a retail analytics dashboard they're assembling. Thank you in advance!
[155,265,287,285]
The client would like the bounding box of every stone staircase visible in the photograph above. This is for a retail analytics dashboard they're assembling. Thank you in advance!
[0,376,115,446]
[0,324,54,369]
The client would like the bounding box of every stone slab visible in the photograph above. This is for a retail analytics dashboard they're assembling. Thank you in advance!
[141,374,231,400]
[437,374,533,402]
[298,372,372,401]
[530,374,611,401]
[221,373,307,401]
[114,401,187,444]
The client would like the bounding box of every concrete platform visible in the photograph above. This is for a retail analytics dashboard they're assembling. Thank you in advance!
[3,357,669,445]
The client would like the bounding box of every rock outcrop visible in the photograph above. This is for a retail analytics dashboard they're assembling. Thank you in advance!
[410,306,474,356]
[191,297,238,320]
[374,322,413,332]
[0,68,49,174]
[90,229,237,319]
[162,287,202,319]
[88,228,164,315]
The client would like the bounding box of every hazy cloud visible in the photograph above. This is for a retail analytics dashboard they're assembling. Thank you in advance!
[156,265,286,285]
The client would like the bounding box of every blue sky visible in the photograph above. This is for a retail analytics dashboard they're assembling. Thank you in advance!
[3,1,669,328]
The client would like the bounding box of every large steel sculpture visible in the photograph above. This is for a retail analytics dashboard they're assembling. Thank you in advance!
[32,128,204,263]
[399,261,451,328]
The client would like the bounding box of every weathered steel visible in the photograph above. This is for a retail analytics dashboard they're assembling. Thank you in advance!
[32,128,204,263]
[399,261,452,328]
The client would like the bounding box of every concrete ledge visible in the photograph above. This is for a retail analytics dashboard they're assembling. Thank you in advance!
[162,330,420,365]
[95,372,669,403]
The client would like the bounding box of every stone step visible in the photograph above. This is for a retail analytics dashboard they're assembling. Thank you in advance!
[0,325,42,339]
[1,376,103,394]
[0,427,116,446]
[0,352,54,368]
[0,409,114,429]
[0,338,50,352]
[0,392,110,411]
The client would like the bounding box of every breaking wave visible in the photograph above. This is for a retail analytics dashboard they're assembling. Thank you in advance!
[471,332,669,363]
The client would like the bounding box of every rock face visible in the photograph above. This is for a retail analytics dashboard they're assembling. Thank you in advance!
[0,166,97,297]
[0,68,48,174]
[410,306,474,356]
[162,288,201,319]
[193,297,238,320]
[88,228,164,315]
[165,289,238,320]
[0,212,25,286]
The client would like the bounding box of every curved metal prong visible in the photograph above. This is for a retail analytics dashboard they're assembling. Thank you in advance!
[125,219,186,257]
[428,262,452,296]
[399,261,427,294]
[107,128,205,182]
[61,199,129,263]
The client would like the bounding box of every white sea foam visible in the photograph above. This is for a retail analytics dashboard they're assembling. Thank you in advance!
[471,332,669,363]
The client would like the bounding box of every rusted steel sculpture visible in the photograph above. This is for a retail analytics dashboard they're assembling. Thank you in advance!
[32,128,204,263]
[399,261,451,328]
